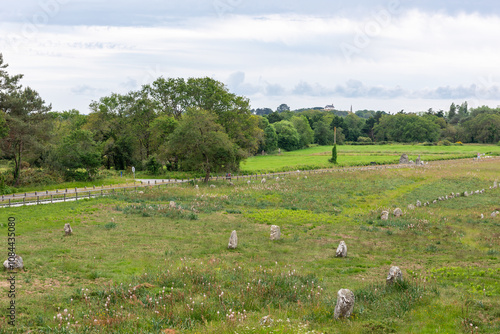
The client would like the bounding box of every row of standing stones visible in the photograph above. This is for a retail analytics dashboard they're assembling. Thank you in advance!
[228,226,402,319]
[398,180,498,218]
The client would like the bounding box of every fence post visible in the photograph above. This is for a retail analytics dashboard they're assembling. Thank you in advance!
[89,191,91,199]
[51,195,53,204]
[37,196,39,205]
[64,194,66,202]
[76,191,78,201]
[9,199,11,207]
[101,190,103,196]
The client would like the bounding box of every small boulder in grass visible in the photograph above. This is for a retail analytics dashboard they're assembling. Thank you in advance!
[381,211,389,220]
[386,266,403,285]
[492,212,498,219]
[270,225,281,241]
[336,240,347,258]
[3,255,23,270]
[416,200,421,207]
[334,289,355,319]
[408,204,415,210]
[393,208,403,217]
[228,230,238,249]
[64,223,73,236]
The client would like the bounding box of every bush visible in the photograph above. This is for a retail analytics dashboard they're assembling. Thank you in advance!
[438,140,451,146]
[455,141,464,146]
[329,144,337,164]
[4,168,65,187]
[143,156,162,175]
[357,136,372,143]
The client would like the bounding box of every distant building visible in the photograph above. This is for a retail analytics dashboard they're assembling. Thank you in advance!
[324,104,335,110]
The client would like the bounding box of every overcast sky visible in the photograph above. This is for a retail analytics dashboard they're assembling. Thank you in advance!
[1,0,500,113]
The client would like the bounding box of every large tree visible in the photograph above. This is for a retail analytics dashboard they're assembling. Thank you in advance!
[463,113,500,143]
[56,129,102,179]
[273,120,301,151]
[374,113,440,143]
[168,108,243,182]
[291,115,314,148]
[1,57,52,185]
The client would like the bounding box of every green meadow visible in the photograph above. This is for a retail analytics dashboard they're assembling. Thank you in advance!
[0,157,499,333]
[241,144,500,173]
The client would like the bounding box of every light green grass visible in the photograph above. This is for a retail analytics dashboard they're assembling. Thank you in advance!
[240,144,500,173]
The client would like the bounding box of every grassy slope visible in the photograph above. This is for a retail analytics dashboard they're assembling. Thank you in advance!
[0,158,499,333]
[241,144,500,173]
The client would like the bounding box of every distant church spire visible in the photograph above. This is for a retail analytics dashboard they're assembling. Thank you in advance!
[350,105,353,114]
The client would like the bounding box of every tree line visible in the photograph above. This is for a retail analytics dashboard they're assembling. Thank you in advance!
[1,53,499,187]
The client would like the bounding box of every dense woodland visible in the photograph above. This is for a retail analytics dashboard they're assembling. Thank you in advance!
[1,54,500,187]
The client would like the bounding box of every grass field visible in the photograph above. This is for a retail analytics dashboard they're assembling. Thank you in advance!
[0,157,499,333]
[241,144,500,173]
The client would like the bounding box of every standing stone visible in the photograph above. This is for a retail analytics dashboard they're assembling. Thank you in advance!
[386,266,403,284]
[64,223,73,236]
[492,212,498,219]
[464,191,469,197]
[228,230,238,249]
[416,200,421,207]
[261,178,266,183]
[399,153,409,164]
[3,255,23,270]
[408,204,415,210]
[336,241,347,258]
[494,181,498,189]
[416,155,421,165]
[334,289,355,319]
[381,211,389,220]
[393,208,403,217]
[195,185,199,189]
[270,225,281,241]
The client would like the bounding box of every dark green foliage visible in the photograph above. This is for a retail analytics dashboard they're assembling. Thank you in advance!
[329,144,338,164]
[274,120,301,151]
[168,108,243,182]
[374,113,441,143]
[262,124,278,152]
[144,155,161,175]
[56,129,102,180]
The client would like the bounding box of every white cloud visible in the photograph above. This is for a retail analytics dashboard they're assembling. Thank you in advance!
[1,6,500,113]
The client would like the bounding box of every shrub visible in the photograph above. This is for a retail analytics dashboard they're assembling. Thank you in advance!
[143,156,162,175]
[357,136,372,143]
[455,141,464,146]
[104,222,117,229]
[329,144,338,164]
